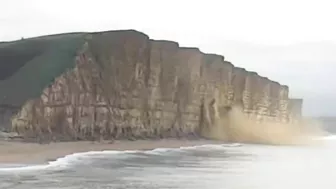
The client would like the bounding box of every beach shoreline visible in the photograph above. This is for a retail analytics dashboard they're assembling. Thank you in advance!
[0,139,223,165]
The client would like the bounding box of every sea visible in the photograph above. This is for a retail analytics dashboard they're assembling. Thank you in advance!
[0,135,336,189]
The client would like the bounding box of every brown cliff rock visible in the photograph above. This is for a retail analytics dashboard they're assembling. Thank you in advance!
[0,30,302,142]
[269,81,281,119]
[278,85,290,123]
[148,40,181,138]
[232,67,247,110]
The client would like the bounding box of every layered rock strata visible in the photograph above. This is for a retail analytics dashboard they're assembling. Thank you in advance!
[0,30,301,141]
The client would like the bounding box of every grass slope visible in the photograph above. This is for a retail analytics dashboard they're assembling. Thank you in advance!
[0,33,86,107]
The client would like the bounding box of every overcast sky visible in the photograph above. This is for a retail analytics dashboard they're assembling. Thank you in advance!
[1,0,335,116]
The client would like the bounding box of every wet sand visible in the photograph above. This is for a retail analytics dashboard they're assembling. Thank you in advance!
[0,139,222,164]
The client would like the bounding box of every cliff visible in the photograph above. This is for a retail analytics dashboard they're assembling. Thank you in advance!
[0,30,301,142]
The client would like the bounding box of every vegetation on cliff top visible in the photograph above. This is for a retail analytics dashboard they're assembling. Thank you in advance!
[0,33,86,107]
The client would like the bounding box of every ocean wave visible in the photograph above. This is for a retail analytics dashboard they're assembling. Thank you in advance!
[0,143,242,172]
[0,150,139,172]
[144,143,242,155]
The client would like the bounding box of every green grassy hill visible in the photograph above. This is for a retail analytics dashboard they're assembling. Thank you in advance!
[0,33,86,107]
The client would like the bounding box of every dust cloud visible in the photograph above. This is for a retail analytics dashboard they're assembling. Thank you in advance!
[202,106,326,145]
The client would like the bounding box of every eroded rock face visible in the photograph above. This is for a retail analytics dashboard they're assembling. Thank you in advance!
[279,85,290,123]
[4,30,301,141]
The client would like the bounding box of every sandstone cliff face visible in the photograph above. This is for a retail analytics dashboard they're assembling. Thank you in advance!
[0,30,300,141]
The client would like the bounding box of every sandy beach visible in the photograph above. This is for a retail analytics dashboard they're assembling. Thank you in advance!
[0,139,222,164]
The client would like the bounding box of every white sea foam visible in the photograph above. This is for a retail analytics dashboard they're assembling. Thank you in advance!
[144,148,176,155]
[0,143,241,172]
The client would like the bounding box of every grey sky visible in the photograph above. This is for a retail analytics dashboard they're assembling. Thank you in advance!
[1,0,335,116]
